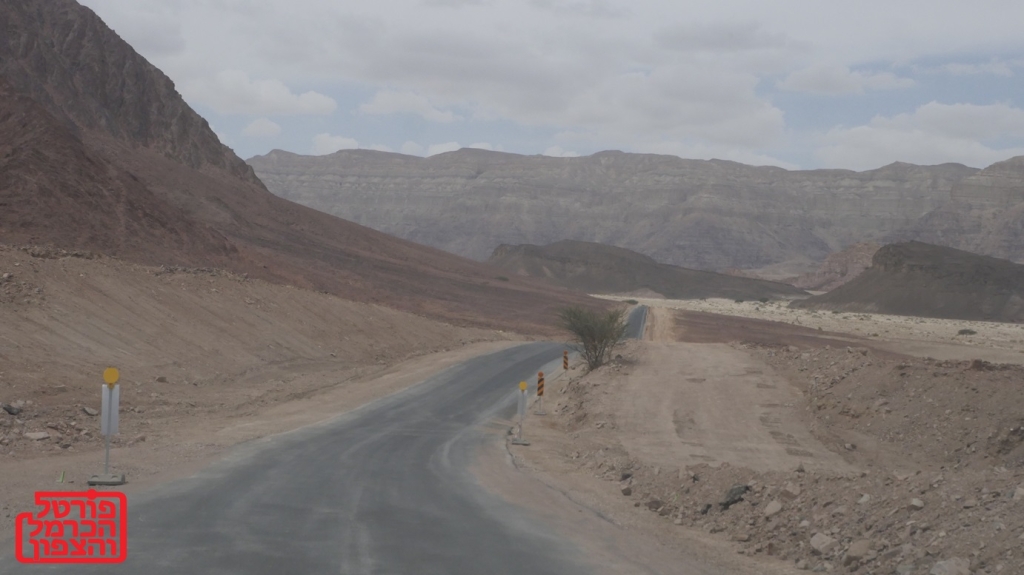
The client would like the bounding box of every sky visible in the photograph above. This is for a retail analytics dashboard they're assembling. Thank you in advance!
[80,0,1024,170]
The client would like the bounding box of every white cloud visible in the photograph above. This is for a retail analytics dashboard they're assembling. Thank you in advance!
[311,133,359,155]
[818,102,1024,170]
[366,143,394,152]
[778,65,914,95]
[426,142,461,156]
[241,117,282,138]
[181,70,336,115]
[400,141,425,156]
[467,142,496,150]
[359,90,458,122]
[542,146,579,157]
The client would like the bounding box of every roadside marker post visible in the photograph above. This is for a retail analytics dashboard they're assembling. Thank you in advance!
[534,371,547,415]
[563,350,569,370]
[89,368,126,486]
[512,381,530,445]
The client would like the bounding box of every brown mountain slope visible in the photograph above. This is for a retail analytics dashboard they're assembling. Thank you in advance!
[0,0,599,333]
[0,80,236,263]
[791,242,1024,322]
[489,240,808,301]
[249,148,977,271]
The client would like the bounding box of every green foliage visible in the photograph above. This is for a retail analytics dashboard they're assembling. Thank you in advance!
[957,328,977,336]
[558,306,628,370]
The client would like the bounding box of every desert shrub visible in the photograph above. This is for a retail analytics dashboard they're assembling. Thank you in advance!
[759,297,769,303]
[958,328,977,336]
[558,306,627,370]
[495,275,510,281]
[735,299,744,303]
[624,299,639,305]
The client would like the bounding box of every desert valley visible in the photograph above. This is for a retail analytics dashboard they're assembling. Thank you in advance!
[1,1,1023,574]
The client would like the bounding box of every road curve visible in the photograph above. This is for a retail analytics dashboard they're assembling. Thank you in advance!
[4,308,647,574]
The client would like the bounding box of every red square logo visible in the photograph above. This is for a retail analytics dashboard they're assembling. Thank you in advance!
[14,490,127,563]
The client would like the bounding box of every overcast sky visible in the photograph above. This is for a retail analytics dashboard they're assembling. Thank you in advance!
[80,0,1024,170]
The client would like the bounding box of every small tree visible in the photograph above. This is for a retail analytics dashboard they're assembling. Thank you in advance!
[558,306,628,370]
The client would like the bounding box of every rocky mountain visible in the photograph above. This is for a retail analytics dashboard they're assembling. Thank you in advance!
[0,0,599,333]
[896,156,1024,262]
[791,242,1024,322]
[249,148,977,271]
[785,242,881,292]
[488,240,807,301]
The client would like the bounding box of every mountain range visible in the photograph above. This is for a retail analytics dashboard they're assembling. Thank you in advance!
[249,148,1024,273]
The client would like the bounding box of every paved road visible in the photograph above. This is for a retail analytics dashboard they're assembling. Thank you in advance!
[4,309,646,574]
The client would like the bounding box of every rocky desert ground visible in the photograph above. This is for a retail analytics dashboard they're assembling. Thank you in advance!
[508,303,1024,575]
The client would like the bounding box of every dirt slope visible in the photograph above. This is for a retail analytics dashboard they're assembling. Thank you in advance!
[792,242,1024,322]
[0,0,600,334]
[488,240,808,301]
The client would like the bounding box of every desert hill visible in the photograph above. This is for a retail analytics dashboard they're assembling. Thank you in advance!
[791,241,1024,322]
[249,148,976,271]
[488,240,807,300]
[0,0,599,333]
[784,242,881,292]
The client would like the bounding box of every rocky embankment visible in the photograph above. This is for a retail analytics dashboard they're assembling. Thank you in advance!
[545,344,1024,574]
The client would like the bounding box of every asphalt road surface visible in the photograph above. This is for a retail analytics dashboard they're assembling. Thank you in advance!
[4,308,647,574]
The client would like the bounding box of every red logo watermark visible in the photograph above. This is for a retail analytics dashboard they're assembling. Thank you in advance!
[15,490,127,563]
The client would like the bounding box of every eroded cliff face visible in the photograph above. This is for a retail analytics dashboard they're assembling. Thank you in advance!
[250,149,976,271]
[900,156,1024,262]
[0,0,260,185]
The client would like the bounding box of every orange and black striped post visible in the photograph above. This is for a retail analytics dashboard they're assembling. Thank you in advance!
[535,371,547,415]
[563,350,569,370]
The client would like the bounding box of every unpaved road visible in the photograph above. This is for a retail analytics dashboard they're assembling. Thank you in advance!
[613,342,852,473]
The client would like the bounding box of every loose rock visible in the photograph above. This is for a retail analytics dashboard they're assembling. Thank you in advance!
[929,557,970,575]
[810,533,837,555]
[24,431,50,441]
[82,407,99,417]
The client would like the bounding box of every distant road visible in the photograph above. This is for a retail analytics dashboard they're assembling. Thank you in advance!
[4,308,647,574]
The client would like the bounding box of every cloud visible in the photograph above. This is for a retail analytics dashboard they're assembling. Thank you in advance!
[542,146,579,157]
[359,90,458,122]
[655,22,788,53]
[468,142,497,150]
[426,142,461,156]
[817,102,1024,169]
[241,117,282,138]
[366,143,394,152]
[400,141,425,156]
[778,65,914,95]
[311,133,359,155]
[181,70,336,115]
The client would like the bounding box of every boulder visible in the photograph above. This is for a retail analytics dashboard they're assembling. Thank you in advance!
[1013,485,1024,502]
[909,498,925,510]
[929,558,970,575]
[720,484,749,510]
[83,407,99,416]
[24,431,50,441]
[844,539,872,566]
[763,500,783,518]
[810,533,837,555]
[780,482,802,500]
